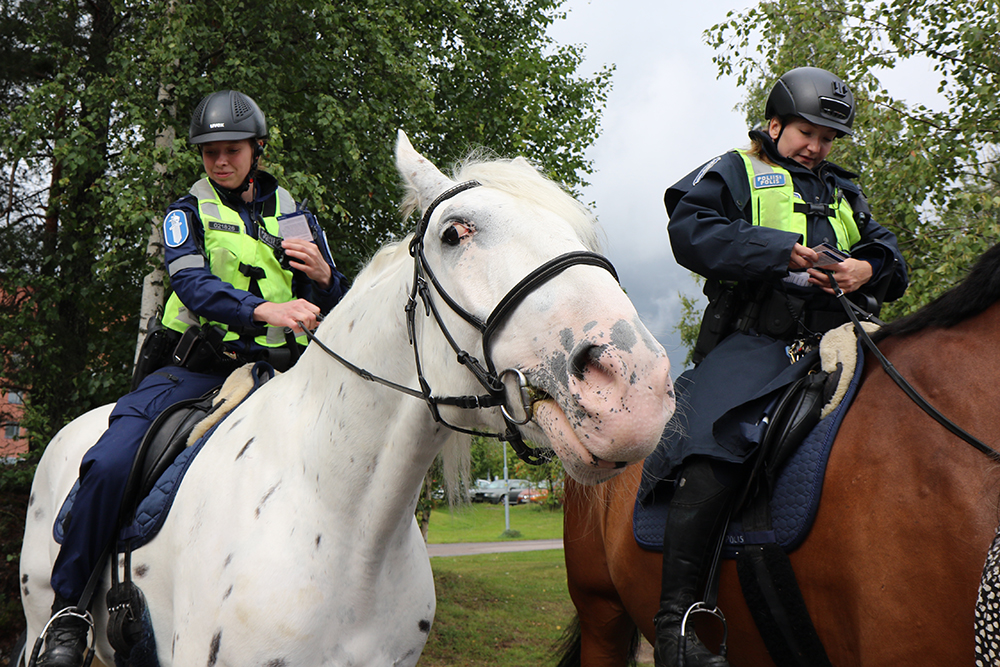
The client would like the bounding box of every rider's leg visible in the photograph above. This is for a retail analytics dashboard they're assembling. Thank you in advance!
[653,456,741,667]
[40,367,221,667]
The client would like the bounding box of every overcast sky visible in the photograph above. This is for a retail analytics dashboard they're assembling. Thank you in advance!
[546,0,753,373]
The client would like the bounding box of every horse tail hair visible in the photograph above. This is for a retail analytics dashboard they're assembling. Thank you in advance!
[624,627,642,666]
[553,615,582,667]
[552,614,643,667]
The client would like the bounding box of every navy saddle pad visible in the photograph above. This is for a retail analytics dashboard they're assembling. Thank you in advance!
[633,348,865,557]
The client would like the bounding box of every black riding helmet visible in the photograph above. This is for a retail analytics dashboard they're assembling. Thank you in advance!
[765,67,855,137]
[189,90,268,194]
[189,90,268,144]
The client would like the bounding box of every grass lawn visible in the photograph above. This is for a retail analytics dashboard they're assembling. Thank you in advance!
[426,501,563,543]
[416,549,575,666]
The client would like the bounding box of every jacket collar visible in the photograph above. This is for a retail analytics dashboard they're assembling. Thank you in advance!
[208,170,279,210]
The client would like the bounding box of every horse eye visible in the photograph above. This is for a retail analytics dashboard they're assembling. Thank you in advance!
[443,225,461,246]
[442,221,473,246]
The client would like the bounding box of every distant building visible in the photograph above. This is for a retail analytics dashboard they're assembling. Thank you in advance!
[1,389,28,457]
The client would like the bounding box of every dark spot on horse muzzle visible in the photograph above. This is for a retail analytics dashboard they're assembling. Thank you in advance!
[569,343,607,380]
[419,619,431,633]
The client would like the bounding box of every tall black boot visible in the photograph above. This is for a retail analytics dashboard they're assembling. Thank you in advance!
[653,458,738,667]
[34,594,90,667]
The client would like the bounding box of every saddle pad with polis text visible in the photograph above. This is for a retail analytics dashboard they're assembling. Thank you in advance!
[633,343,865,557]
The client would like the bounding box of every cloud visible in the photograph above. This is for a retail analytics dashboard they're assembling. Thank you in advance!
[549,0,750,372]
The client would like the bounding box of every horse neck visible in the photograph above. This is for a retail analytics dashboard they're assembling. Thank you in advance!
[276,254,460,539]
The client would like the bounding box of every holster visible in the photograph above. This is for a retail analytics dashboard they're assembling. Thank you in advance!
[755,290,806,340]
[170,324,238,375]
[131,317,181,391]
[693,281,740,365]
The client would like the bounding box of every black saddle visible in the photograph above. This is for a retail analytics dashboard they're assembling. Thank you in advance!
[116,388,220,530]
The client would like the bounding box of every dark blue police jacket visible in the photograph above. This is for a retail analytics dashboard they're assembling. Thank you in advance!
[645,130,908,483]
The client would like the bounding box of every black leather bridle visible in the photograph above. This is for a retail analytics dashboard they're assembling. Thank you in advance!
[302,180,620,465]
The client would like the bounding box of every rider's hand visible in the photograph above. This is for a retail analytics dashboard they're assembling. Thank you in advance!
[788,242,819,270]
[282,238,332,289]
[253,299,321,333]
[807,258,873,294]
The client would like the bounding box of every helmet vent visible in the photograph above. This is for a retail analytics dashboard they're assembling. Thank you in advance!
[192,97,209,125]
[232,93,253,120]
[819,97,852,121]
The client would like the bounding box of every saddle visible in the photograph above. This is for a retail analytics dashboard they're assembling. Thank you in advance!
[51,363,273,663]
[634,323,872,554]
[118,362,264,525]
[105,362,271,659]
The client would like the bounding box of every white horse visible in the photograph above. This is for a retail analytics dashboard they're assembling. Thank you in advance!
[19,131,675,666]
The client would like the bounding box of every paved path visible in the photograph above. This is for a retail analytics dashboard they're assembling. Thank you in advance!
[427,538,562,557]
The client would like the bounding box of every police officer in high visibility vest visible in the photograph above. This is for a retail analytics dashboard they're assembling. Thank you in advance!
[648,68,908,667]
[36,90,346,667]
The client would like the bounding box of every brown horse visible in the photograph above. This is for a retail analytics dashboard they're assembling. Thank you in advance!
[562,243,1000,666]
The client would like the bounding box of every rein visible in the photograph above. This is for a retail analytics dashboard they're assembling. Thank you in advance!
[301,180,620,465]
[829,274,1000,464]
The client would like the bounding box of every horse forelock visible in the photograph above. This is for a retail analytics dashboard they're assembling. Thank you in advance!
[875,242,1000,341]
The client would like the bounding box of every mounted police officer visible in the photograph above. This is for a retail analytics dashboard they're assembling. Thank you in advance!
[35,90,347,667]
[650,67,908,666]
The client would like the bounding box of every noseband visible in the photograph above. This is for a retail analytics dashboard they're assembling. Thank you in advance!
[302,180,619,465]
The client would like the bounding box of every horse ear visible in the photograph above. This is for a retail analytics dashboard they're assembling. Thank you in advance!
[396,130,456,214]
[512,156,534,170]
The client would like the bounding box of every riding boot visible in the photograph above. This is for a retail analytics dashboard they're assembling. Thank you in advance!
[653,457,737,667]
[35,594,90,667]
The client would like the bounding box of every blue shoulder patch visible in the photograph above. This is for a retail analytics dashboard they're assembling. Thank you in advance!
[754,172,787,189]
[163,210,190,248]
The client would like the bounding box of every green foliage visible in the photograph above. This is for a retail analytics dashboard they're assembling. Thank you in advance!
[673,274,706,369]
[704,0,1000,323]
[0,0,609,451]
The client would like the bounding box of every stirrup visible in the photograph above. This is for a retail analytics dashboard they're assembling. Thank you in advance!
[677,601,728,667]
[28,606,96,667]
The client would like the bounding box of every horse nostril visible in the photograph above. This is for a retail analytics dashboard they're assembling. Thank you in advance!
[569,343,606,380]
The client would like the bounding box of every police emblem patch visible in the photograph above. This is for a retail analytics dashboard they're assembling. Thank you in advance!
[163,210,189,247]
[754,173,787,189]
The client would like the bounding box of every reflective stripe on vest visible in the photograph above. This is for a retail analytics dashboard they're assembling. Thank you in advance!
[737,149,861,252]
[163,179,304,348]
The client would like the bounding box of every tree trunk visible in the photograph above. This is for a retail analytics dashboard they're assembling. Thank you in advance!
[135,79,176,364]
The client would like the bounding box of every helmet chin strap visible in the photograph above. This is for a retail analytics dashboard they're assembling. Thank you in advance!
[772,118,787,146]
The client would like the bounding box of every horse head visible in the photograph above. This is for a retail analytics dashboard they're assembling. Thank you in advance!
[396,131,674,484]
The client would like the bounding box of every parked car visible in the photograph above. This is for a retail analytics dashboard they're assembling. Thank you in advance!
[474,478,531,504]
[467,478,491,502]
[517,486,550,504]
